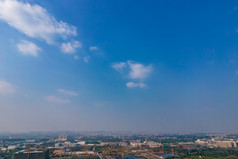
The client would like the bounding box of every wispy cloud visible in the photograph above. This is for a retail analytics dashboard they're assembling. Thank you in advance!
[74,55,80,60]
[111,62,126,72]
[0,0,76,44]
[17,40,41,57]
[60,41,82,54]
[83,56,90,63]
[94,101,111,108]
[0,80,16,94]
[44,96,70,104]
[58,89,78,96]
[126,82,146,88]
[89,46,98,51]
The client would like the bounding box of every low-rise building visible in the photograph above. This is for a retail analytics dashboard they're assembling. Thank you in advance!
[77,141,86,145]
[8,145,17,150]
[214,141,237,148]
[144,141,161,148]
[130,142,144,147]
[195,139,206,145]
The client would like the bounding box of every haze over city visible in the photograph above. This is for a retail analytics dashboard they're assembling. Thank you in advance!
[0,0,238,133]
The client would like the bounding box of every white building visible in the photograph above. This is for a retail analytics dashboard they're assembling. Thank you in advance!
[77,141,86,145]
[130,142,143,147]
[195,139,206,145]
[144,141,161,148]
[1,148,7,151]
[63,141,76,147]
[8,145,17,150]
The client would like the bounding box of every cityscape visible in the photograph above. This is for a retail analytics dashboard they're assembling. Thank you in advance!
[0,132,238,158]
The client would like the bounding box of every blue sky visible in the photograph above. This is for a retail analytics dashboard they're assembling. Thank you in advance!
[0,0,238,133]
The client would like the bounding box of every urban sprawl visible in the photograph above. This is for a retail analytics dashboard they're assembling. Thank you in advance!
[0,132,238,159]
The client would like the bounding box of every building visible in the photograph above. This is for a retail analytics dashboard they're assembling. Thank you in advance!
[57,135,67,141]
[15,150,49,159]
[214,141,237,148]
[119,142,128,147]
[144,141,161,148]
[77,141,86,145]
[8,145,17,150]
[197,138,238,148]
[130,142,144,147]
[63,141,76,147]
[195,139,206,145]
[53,150,65,156]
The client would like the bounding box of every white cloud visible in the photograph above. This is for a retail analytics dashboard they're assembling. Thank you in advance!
[58,89,78,96]
[112,61,152,88]
[0,0,77,44]
[74,55,80,60]
[83,56,90,63]
[112,61,152,79]
[0,80,15,94]
[111,62,126,72]
[126,82,146,88]
[17,40,41,57]
[60,41,82,54]
[128,61,152,79]
[89,46,98,51]
[44,96,70,104]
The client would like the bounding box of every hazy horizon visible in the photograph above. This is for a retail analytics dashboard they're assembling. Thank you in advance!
[0,0,238,133]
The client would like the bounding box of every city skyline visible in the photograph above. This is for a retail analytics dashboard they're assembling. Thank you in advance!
[0,0,238,133]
